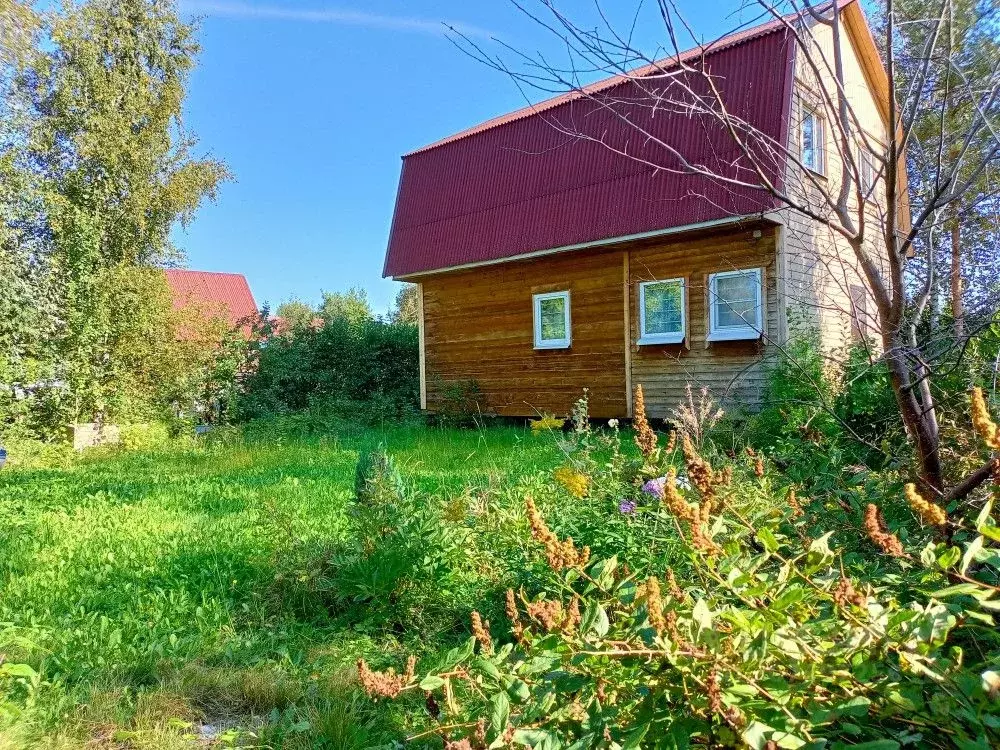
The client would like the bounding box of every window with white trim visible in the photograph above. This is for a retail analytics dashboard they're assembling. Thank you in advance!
[707,268,763,342]
[638,278,685,345]
[533,290,571,349]
[801,107,825,175]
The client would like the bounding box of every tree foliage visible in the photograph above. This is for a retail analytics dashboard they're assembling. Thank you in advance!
[0,0,231,437]
[320,286,374,326]
[390,283,420,325]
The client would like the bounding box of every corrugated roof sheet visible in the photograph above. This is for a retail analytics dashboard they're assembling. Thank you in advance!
[383,16,797,278]
[164,269,259,330]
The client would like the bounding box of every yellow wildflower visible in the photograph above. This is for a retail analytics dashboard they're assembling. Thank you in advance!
[530,415,566,432]
[553,466,589,498]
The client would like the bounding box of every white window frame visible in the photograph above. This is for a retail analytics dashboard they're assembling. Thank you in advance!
[707,268,764,342]
[638,278,686,345]
[533,290,571,349]
[800,106,826,176]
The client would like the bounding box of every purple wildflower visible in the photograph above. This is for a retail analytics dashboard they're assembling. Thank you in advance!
[618,499,637,515]
[642,477,667,499]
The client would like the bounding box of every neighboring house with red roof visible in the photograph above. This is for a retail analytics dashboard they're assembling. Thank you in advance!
[164,269,259,337]
[384,0,896,419]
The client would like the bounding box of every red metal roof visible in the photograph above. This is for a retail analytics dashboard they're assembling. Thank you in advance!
[383,19,797,279]
[164,269,259,330]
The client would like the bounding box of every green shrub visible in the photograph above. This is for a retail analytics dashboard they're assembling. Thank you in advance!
[748,338,904,486]
[334,448,483,636]
[359,393,1000,748]
[236,317,419,424]
[118,422,172,452]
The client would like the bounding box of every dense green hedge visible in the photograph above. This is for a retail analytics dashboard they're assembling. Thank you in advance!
[235,317,420,423]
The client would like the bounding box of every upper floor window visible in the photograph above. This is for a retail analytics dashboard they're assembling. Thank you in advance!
[533,290,571,349]
[638,278,686,345]
[707,268,763,342]
[858,147,877,197]
[801,107,826,175]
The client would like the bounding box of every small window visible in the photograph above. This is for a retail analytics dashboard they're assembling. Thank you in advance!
[858,148,877,197]
[850,284,868,340]
[638,278,686,345]
[707,269,763,342]
[533,291,571,349]
[801,107,825,175]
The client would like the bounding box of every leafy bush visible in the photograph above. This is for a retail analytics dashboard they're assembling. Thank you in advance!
[236,317,419,424]
[747,338,904,485]
[118,422,172,452]
[334,448,484,636]
[360,388,1000,749]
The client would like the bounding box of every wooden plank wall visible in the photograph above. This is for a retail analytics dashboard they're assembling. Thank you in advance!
[420,247,628,418]
[418,224,778,419]
[629,225,779,418]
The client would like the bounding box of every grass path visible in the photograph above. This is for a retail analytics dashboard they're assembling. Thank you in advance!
[0,424,563,748]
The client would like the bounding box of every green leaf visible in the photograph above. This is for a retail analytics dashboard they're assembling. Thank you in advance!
[805,531,835,571]
[512,728,560,748]
[925,583,982,598]
[742,721,776,750]
[437,637,476,672]
[757,527,779,554]
[979,524,1000,543]
[937,545,961,570]
[509,679,531,701]
[489,692,510,736]
[0,663,37,679]
[582,602,609,638]
[472,656,502,681]
[844,742,900,750]
[961,536,984,576]
[418,675,445,691]
[692,599,713,638]
[976,499,993,530]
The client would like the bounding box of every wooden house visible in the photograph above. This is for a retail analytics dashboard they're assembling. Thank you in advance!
[383,0,894,418]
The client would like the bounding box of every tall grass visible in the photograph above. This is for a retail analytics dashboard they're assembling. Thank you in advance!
[0,423,564,747]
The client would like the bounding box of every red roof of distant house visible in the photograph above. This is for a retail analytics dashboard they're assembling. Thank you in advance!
[164,269,258,330]
[383,11,804,279]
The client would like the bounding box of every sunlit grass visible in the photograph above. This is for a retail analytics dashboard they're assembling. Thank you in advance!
[0,423,563,747]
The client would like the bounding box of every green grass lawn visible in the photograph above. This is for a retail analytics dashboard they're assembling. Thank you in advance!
[0,424,566,749]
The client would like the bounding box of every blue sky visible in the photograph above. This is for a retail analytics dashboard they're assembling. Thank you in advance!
[172,0,769,315]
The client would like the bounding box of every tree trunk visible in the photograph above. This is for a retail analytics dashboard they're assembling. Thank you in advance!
[883,332,944,492]
[951,221,965,340]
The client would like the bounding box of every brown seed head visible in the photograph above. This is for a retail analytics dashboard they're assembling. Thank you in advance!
[787,487,804,519]
[832,576,866,609]
[972,387,1000,450]
[357,657,414,699]
[904,483,947,526]
[525,495,590,570]
[645,576,666,636]
[471,611,493,653]
[633,384,658,459]
[864,504,905,557]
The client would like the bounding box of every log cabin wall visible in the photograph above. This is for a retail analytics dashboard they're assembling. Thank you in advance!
[628,224,779,418]
[418,223,779,419]
[420,247,628,418]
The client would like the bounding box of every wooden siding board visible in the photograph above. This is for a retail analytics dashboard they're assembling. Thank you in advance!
[421,247,627,418]
[420,223,779,419]
[628,226,779,418]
